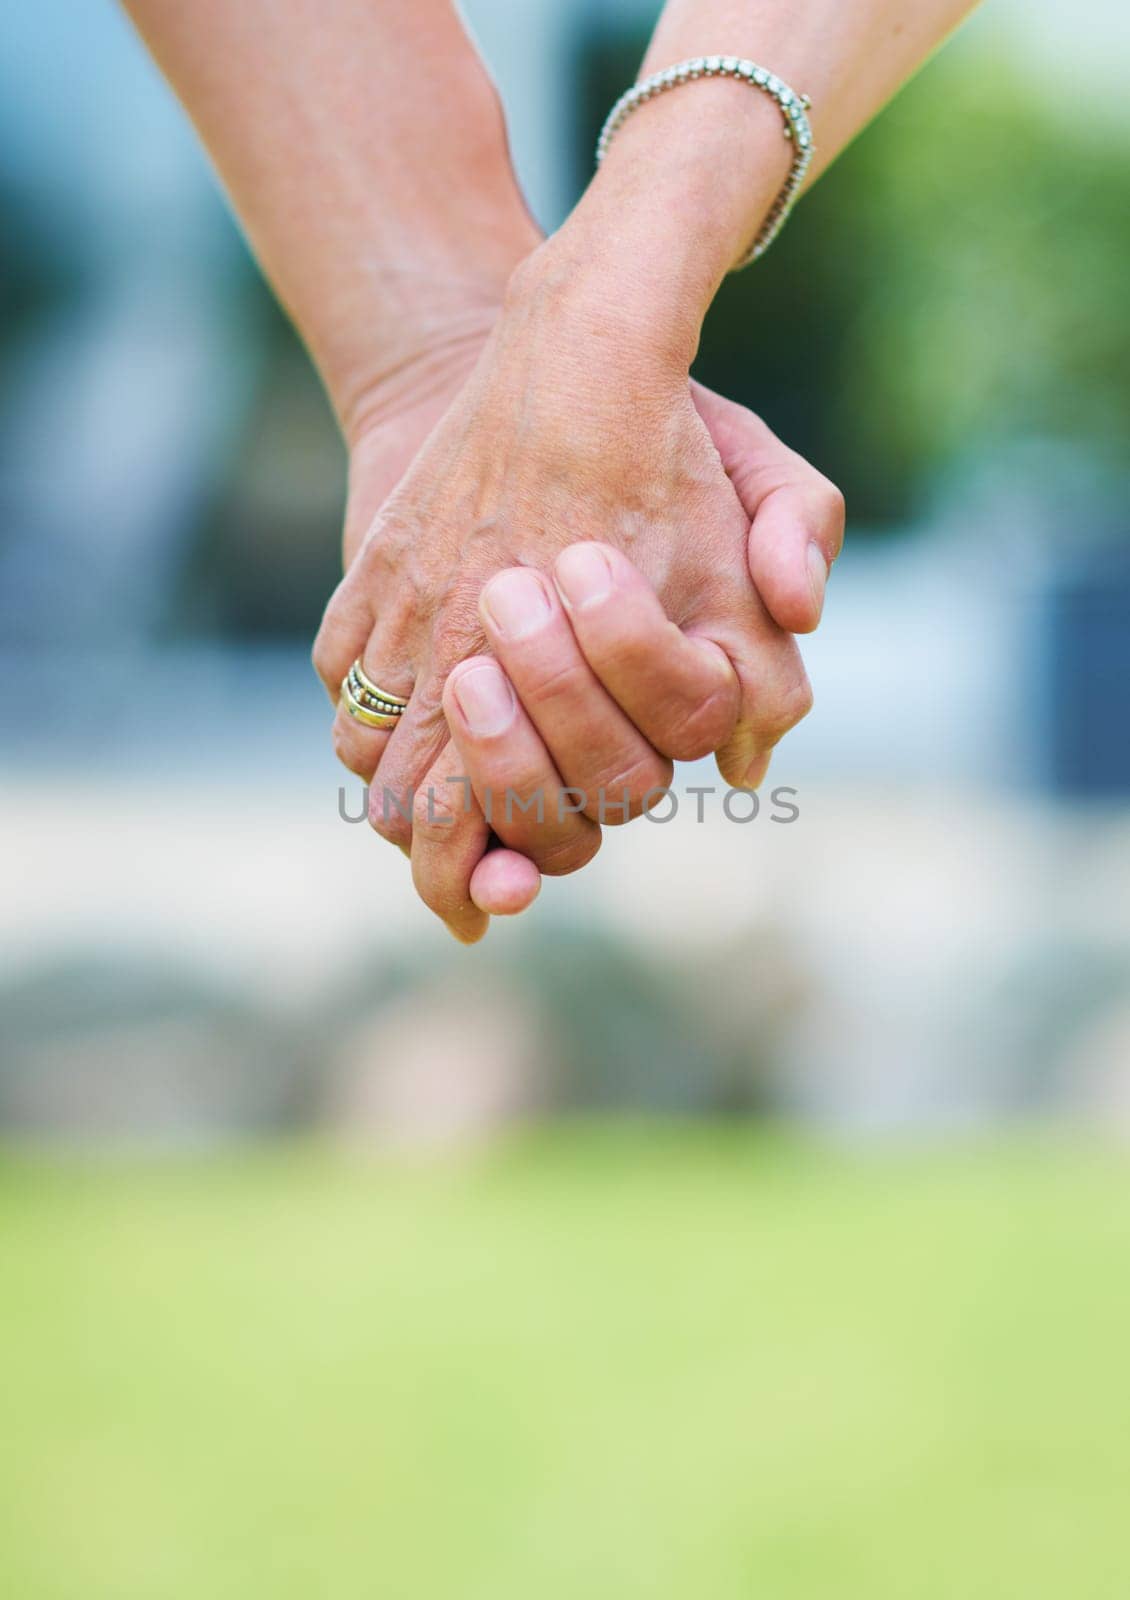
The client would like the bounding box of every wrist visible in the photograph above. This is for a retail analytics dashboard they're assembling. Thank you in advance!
[522,69,792,371]
[337,304,499,453]
[504,224,700,381]
[327,200,541,449]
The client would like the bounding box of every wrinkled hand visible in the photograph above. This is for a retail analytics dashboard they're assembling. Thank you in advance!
[314,249,843,940]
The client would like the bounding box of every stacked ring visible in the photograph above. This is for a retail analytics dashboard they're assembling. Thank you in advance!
[340,661,410,729]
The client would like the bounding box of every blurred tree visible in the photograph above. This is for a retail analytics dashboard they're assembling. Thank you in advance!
[578,31,1130,527]
[810,50,1130,522]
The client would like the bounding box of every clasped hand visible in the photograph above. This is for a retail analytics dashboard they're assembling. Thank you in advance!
[313,245,843,942]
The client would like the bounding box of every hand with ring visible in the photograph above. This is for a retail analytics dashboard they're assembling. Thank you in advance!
[122,0,926,949]
[312,235,843,941]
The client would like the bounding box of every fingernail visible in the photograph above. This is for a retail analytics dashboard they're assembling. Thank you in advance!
[554,544,614,611]
[452,663,516,736]
[806,543,828,619]
[742,751,772,791]
[481,569,551,640]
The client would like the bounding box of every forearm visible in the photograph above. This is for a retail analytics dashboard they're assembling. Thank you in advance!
[643,0,977,187]
[535,0,982,363]
[121,0,539,436]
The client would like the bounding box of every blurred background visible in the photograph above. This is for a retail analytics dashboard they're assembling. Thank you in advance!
[1,1,1128,1595]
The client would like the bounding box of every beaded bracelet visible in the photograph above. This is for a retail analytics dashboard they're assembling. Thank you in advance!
[595,57,815,269]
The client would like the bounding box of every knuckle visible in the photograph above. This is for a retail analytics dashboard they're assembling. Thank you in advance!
[368,789,413,849]
[312,624,341,695]
[411,786,460,842]
[479,759,546,815]
[662,682,737,762]
[786,671,816,725]
[312,581,368,686]
[756,673,815,746]
[520,655,591,712]
[331,718,378,780]
[582,754,673,823]
[585,616,656,678]
[534,826,602,878]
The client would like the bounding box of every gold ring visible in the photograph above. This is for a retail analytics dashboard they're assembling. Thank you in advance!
[340,661,410,729]
[351,661,409,708]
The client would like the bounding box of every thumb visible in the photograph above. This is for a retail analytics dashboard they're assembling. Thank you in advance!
[691,381,844,635]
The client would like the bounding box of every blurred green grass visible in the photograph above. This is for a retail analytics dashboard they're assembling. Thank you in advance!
[1,1128,1127,1599]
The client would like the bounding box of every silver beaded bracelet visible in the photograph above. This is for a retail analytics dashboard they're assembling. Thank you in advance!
[595,56,815,269]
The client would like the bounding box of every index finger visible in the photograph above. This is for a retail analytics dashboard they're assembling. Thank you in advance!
[551,542,741,763]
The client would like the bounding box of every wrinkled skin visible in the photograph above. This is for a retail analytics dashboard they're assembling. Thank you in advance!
[314,254,843,939]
